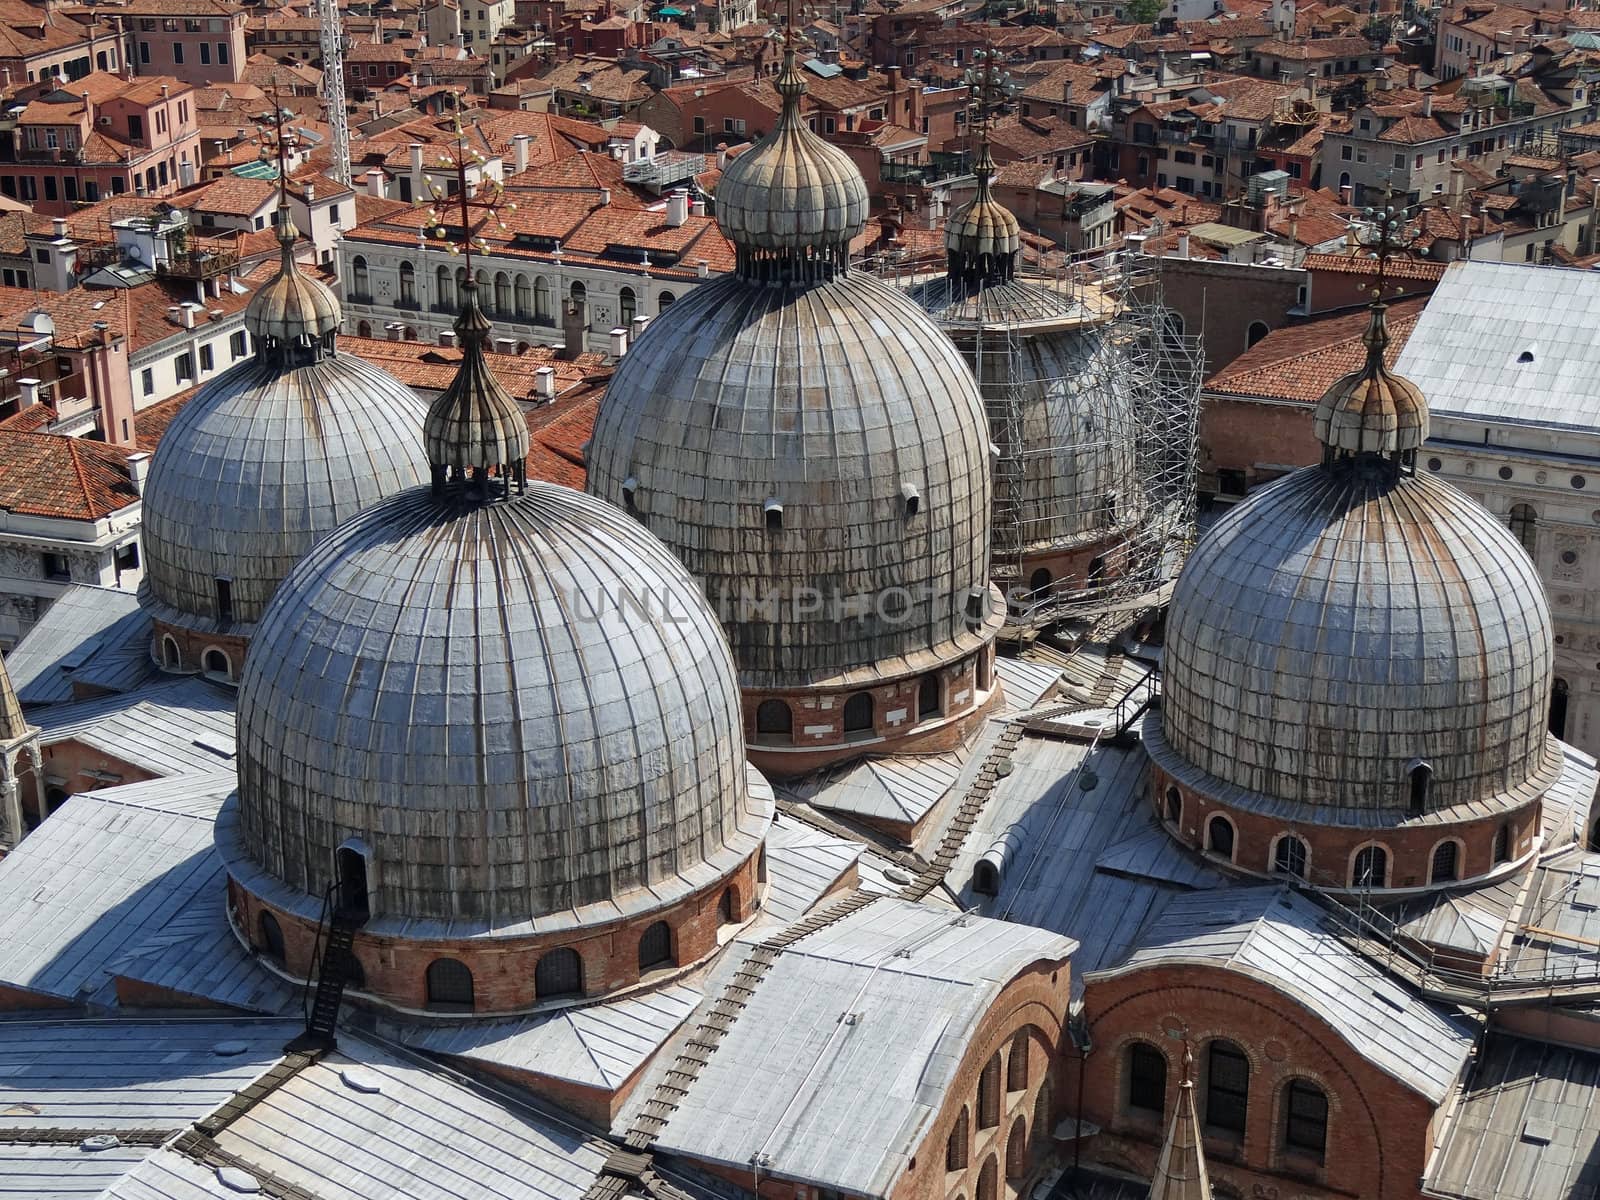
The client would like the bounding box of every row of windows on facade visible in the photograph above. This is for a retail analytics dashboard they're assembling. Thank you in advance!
[1125,1040,1330,1163]
[254,893,741,1010]
[348,258,675,324]
[751,674,953,745]
[136,39,231,67]
[1164,787,1513,888]
[139,330,249,396]
[26,49,118,84]
[24,99,191,156]
[159,633,231,679]
[945,1034,1050,1198]
[1,162,177,205]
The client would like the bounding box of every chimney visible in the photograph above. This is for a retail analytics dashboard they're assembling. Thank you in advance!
[179,158,195,187]
[534,365,556,401]
[716,143,728,168]
[52,217,68,239]
[631,315,649,340]
[409,141,425,194]
[666,187,689,227]
[1422,93,1433,116]
[1459,212,1471,256]
[609,326,628,357]
[438,329,458,348]
[561,299,587,359]
[1177,230,1190,258]
[690,197,706,217]
[16,378,39,409]
[386,322,404,340]
[1340,183,1353,205]
[1448,163,1463,209]
[599,187,611,206]
[181,304,195,330]
[80,91,92,128]
[494,336,517,354]
[513,132,532,173]
[305,183,315,203]
[366,168,385,197]
[696,258,709,278]
[126,451,152,494]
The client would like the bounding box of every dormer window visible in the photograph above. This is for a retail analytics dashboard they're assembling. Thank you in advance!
[763,497,783,531]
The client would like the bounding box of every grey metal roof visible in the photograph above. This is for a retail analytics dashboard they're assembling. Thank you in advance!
[994,654,1064,713]
[1162,462,1557,814]
[0,782,227,1001]
[1104,886,1478,1103]
[758,813,866,926]
[789,753,963,827]
[233,481,771,930]
[1394,260,1600,430]
[0,1018,295,1130]
[139,348,429,632]
[1504,848,1600,982]
[650,898,1076,1198]
[204,1035,609,1200]
[402,983,701,1090]
[1538,742,1598,848]
[1425,1034,1600,1200]
[4,585,148,707]
[0,1140,152,1199]
[33,679,237,781]
[586,267,995,691]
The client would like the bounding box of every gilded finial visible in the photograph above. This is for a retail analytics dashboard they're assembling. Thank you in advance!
[422,112,516,283]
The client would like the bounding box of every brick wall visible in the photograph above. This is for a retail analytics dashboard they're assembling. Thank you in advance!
[1073,964,1444,1200]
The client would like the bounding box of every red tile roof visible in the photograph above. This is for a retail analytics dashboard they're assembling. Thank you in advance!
[0,429,140,520]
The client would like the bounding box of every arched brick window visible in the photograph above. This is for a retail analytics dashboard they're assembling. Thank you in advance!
[918,673,942,720]
[1206,814,1235,861]
[1431,840,1460,884]
[1126,1041,1166,1115]
[1282,1079,1328,1162]
[425,958,474,1011]
[638,920,674,972]
[1005,1117,1028,1179]
[1007,1033,1029,1091]
[977,1053,1002,1129]
[718,886,737,925]
[257,911,285,964]
[1204,1040,1249,1137]
[535,947,583,998]
[1493,823,1512,865]
[1353,844,1388,889]
[754,699,791,744]
[1272,835,1307,878]
[945,1105,969,1171]
[977,1157,997,1200]
[161,635,180,669]
[843,692,874,734]
[1164,785,1181,825]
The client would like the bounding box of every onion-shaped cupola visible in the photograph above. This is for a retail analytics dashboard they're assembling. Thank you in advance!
[585,33,1003,780]
[137,200,428,678]
[223,260,771,1016]
[945,139,1021,287]
[1151,294,1560,891]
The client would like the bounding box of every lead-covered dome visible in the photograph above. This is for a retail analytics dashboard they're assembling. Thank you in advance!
[141,213,428,637]
[233,480,768,926]
[1159,303,1558,815]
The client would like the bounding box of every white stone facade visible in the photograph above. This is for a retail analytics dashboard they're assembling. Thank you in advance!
[0,507,143,649]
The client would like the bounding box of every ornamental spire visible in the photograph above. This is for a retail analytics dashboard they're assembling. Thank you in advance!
[946,48,1021,286]
[1148,1044,1213,1200]
[1312,205,1428,472]
[420,115,529,499]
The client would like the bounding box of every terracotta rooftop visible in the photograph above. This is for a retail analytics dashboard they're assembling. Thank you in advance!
[0,429,140,521]
[1205,296,1427,404]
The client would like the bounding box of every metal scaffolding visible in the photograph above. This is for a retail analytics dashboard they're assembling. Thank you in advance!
[877,243,1204,637]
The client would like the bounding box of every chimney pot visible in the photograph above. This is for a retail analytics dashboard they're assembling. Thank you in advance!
[600,187,611,206]
[534,365,556,400]
[697,258,709,278]
[16,377,40,408]
[609,327,628,358]
[127,451,151,494]
[52,217,68,239]
[366,168,385,198]
[666,188,689,227]
[438,329,458,347]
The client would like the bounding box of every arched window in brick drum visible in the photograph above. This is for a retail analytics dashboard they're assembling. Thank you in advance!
[1430,840,1459,885]
[257,911,285,965]
[1005,1117,1027,1179]
[946,1106,969,1171]
[919,673,942,720]
[718,886,737,925]
[1032,1079,1050,1149]
[535,947,583,999]
[1007,1033,1029,1091]
[978,1054,1002,1129]
[1164,786,1181,825]
[1494,823,1512,865]
[843,692,874,734]
[1272,835,1307,879]
[1206,815,1235,861]
[755,699,791,744]
[977,1156,997,1200]
[425,958,474,1012]
[1353,844,1388,889]
[639,920,674,972]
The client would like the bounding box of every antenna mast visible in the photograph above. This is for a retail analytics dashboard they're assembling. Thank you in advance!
[319,0,352,185]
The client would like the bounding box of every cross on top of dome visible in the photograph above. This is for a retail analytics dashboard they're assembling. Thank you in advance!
[1312,205,1428,473]
[419,119,529,500]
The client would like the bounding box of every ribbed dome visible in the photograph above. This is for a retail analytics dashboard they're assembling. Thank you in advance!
[233,482,770,928]
[1162,311,1557,815]
[246,208,340,346]
[586,269,994,689]
[945,143,1021,285]
[714,50,868,270]
[1314,303,1427,458]
[140,352,430,631]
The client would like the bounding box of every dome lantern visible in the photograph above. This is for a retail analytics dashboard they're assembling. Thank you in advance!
[946,51,1022,287]
[244,204,341,366]
[712,31,869,283]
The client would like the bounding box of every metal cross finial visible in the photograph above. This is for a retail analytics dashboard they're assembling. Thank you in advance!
[422,112,514,282]
[255,74,295,215]
[1358,201,1420,301]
